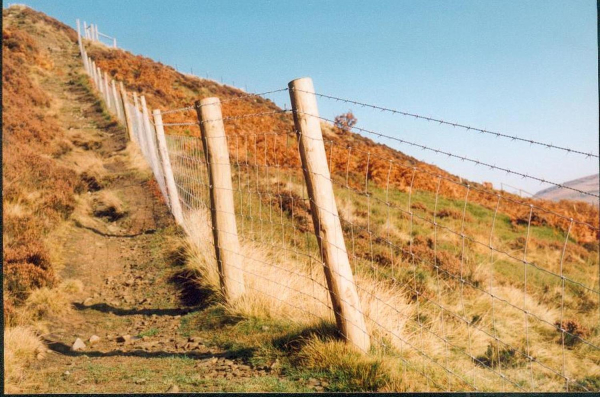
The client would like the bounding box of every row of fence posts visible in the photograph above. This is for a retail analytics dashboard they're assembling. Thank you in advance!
[78,19,117,48]
[75,21,370,353]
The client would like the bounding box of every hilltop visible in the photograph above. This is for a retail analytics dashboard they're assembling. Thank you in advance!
[535,174,599,206]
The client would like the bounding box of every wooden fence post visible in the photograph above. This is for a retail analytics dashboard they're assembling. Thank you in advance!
[104,71,112,111]
[288,77,370,352]
[153,109,184,226]
[91,61,97,88]
[119,82,133,142]
[111,79,123,121]
[96,66,103,95]
[140,96,163,184]
[195,97,245,301]
[133,92,146,154]
[83,21,88,40]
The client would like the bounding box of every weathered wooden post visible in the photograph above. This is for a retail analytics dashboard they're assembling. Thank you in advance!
[96,66,103,95]
[140,96,163,181]
[195,98,245,301]
[153,109,184,225]
[111,79,122,120]
[133,92,147,156]
[119,82,133,142]
[104,71,112,112]
[288,77,370,352]
[91,61,97,88]
[76,19,82,46]
[94,24,99,42]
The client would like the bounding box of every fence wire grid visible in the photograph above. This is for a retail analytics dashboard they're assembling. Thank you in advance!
[78,28,599,392]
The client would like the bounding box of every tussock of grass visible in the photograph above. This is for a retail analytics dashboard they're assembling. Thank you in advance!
[296,338,390,391]
[4,326,45,393]
[22,285,72,321]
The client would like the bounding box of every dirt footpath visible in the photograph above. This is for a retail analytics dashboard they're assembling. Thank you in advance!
[20,18,299,394]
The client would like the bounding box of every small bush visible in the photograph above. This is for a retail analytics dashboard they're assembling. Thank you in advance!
[476,343,527,369]
[555,319,589,347]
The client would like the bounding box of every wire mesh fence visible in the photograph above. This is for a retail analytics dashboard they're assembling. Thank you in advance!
[77,26,599,392]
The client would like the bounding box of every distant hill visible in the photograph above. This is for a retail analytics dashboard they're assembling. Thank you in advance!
[534,174,599,205]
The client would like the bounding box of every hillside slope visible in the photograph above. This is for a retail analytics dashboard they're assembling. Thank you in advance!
[535,174,599,205]
[3,5,599,393]
[2,6,311,393]
[87,41,598,244]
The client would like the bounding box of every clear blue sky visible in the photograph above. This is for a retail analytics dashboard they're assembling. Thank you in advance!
[6,0,598,195]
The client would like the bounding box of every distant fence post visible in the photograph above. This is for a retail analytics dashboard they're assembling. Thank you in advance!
[119,82,133,142]
[140,96,163,181]
[91,61,97,88]
[113,37,117,49]
[133,92,147,155]
[111,79,123,121]
[195,97,245,301]
[288,77,370,353]
[83,21,88,39]
[103,71,112,111]
[96,66,103,95]
[153,109,184,225]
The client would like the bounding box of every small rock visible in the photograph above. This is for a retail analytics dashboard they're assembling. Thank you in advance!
[64,370,71,376]
[166,384,180,393]
[89,335,101,344]
[83,298,94,306]
[71,338,86,351]
[134,378,146,385]
[116,335,131,343]
[36,352,45,360]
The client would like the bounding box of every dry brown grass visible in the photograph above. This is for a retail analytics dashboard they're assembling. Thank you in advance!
[4,326,45,393]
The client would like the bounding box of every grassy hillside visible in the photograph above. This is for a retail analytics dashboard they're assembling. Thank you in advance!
[2,6,82,319]
[88,44,599,244]
[3,5,599,392]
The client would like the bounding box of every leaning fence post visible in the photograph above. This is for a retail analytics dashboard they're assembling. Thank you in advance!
[195,97,245,301]
[288,77,370,352]
[119,82,133,142]
[153,109,184,226]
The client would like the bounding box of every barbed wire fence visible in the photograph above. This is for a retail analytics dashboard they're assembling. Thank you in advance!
[76,24,599,392]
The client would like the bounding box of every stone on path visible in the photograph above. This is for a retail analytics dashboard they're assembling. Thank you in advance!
[71,338,86,351]
[89,335,101,344]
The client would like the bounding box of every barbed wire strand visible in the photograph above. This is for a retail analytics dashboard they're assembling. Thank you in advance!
[290,88,599,159]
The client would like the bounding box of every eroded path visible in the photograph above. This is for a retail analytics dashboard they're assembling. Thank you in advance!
[21,19,300,394]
